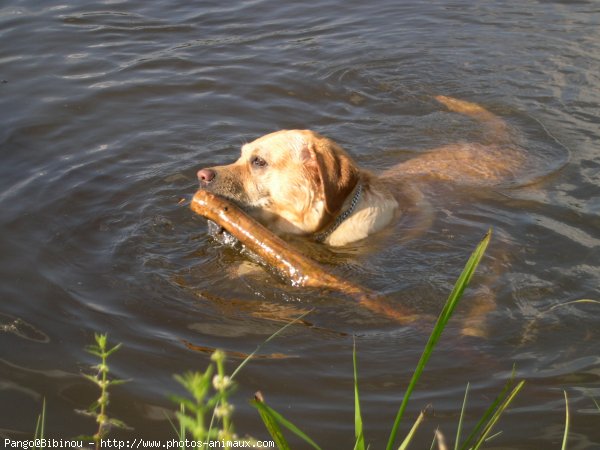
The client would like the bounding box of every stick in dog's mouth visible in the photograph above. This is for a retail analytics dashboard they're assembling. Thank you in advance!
[195,191,241,247]
[190,189,420,324]
[205,218,241,247]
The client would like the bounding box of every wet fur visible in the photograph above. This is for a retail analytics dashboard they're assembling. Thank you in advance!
[197,96,524,246]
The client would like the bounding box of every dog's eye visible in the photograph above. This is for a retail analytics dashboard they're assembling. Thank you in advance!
[251,156,267,168]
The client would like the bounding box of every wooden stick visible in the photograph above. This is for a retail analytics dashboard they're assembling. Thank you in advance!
[191,190,418,324]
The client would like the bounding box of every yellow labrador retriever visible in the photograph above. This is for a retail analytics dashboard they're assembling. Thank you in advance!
[197,96,523,246]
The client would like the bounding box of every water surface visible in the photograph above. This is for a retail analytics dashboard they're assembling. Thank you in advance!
[1,1,599,448]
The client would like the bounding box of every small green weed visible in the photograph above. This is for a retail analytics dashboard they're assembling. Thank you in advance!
[77,333,130,450]
[169,311,312,449]
[170,350,237,443]
[33,397,46,450]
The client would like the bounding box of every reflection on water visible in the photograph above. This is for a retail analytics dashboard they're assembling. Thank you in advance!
[1,1,599,447]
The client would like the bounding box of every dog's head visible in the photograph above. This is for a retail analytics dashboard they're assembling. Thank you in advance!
[197,130,360,235]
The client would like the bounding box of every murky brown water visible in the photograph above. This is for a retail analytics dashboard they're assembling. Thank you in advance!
[1,1,599,448]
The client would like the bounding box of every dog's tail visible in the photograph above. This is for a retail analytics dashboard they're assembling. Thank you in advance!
[434,95,511,143]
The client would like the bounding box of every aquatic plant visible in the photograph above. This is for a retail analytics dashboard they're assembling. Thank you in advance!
[33,397,46,450]
[453,371,525,450]
[562,391,570,450]
[78,333,130,450]
[170,350,237,445]
[169,311,311,449]
[26,230,592,448]
[251,230,525,449]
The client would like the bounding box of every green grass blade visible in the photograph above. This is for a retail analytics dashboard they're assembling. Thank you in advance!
[253,397,291,450]
[429,429,438,450]
[459,367,517,450]
[40,397,46,441]
[547,299,600,312]
[454,382,470,450]
[471,380,525,450]
[483,431,502,443]
[208,309,313,439]
[353,336,366,450]
[521,298,600,344]
[399,408,427,450]
[251,394,322,450]
[164,403,187,449]
[353,430,365,450]
[179,402,186,449]
[561,391,569,450]
[34,397,46,449]
[386,229,492,450]
[230,309,313,381]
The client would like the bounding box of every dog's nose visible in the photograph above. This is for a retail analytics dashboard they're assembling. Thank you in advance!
[197,168,216,183]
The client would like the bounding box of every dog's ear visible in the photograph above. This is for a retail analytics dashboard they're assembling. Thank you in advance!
[299,134,360,217]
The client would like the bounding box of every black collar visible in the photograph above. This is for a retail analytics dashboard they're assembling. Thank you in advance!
[313,183,363,243]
